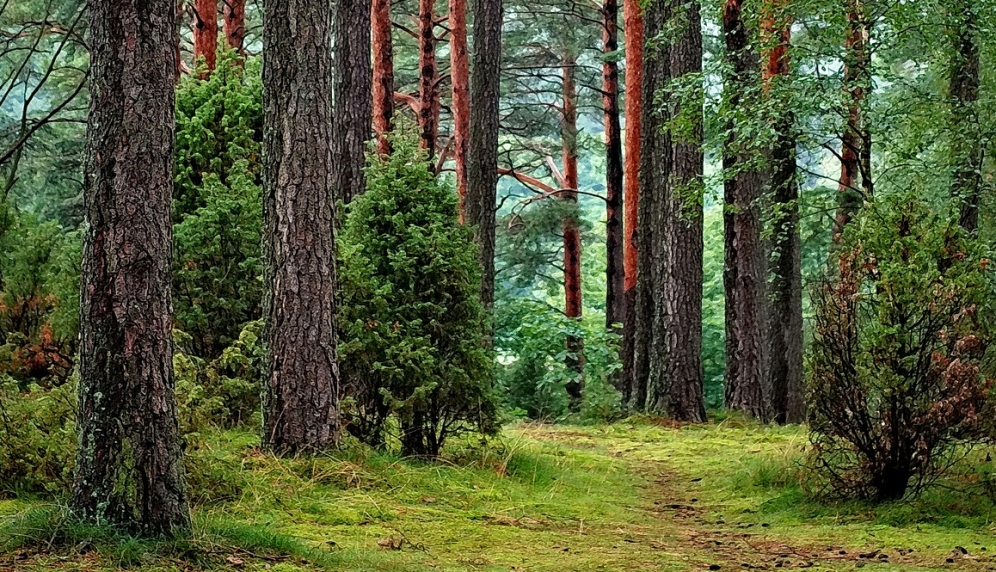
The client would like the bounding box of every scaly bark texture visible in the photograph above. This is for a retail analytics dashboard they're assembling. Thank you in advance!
[194,0,218,75]
[71,0,189,535]
[467,0,503,311]
[603,0,625,338]
[657,0,706,421]
[722,0,767,421]
[418,0,440,161]
[333,0,373,206]
[833,0,870,241]
[262,0,342,453]
[562,57,585,410]
[372,0,395,155]
[949,0,982,233]
[621,0,644,409]
[641,0,706,421]
[762,0,805,424]
[450,0,471,217]
[223,0,245,54]
[632,0,664,413]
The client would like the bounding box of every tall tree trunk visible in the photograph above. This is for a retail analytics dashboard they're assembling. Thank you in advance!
[949,0,982,233]
[622,0,645,409]
[333,0,373,206]
[642,0,706,421]
[633,0,663,414]
[418,0,440,161]
[722,0,767,421]
[194,0,218,74]
[833,0,870,241]
[467,0,503,311]
[372,0,395,155]
[450,0,471,218]
[603,0,625,339]
[71,0,189,535]
[262,0,342,453]
[562,57,585,411]
[762,0,804,424]
[223,0,246,54]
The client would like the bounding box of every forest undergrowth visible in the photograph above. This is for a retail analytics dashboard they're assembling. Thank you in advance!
[2,419,992,572]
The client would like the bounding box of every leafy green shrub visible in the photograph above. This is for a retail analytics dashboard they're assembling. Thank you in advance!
[339,130,499,457]
[173,51,264,358]
[0,376,76,495]
[496,304,622,421]
[807,194,994,501]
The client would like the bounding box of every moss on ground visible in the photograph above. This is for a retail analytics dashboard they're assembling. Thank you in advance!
[2,420,993,571]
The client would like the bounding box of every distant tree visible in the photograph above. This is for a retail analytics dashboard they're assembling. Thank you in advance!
[467,0,503,310]
[621,0,644,409]
[223,0,246,54]
[372,0,395,155]
[641,0,706,421]
[333,0,373,206]
[561,52,585,409]
[762,0,805,424]
[417,0,441,160]
[450,0,471,212]
[71,0,189,534]
[261,0,342,452]
[602,0,625,340]
[947,0,982,232]
[833,0,871,240]
[193,0,218,74]
[721,0,767,421]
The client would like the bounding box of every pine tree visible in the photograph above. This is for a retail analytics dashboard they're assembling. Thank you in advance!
[261,0,342,452]
[71,0,189,535]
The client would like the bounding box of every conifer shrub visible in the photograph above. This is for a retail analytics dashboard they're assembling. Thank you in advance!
[173,50,264,358]
[0,376,76,495]
[339,131,499,457]
[807,195,994,501]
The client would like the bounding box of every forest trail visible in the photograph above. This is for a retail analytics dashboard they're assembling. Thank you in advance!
[514,423,992,572]
[2,421,992,572]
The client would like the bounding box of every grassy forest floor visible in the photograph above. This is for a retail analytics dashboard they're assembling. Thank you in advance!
[1,419,993,571]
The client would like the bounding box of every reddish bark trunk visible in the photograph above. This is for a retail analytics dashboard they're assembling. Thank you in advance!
[833,0,869,241]
[223,0,246,54]
[621,0,643,408]
[372,0,395,155]
[603,0,625,337]
[450,0,471,218]
[194,0,218,75]
[418,0,440,161]
[562,58,584,410]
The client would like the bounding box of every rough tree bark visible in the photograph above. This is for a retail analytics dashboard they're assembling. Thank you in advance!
[333,0,373,206]
[262,0,342,453]
[562,56,585,411]
[833,0,870,241]
[633,0,664,414]
[722,0,767,421]
[450,0,471,217]
[372,0,395,155]
[418,0,440,161]
[622,0,645,409]
[194,0,218,74]
[467,0,503,311]
[641,0,706,421]
[71,0,189,535]
[762,0,804,424]
[949,0,982,233]
[223,0,245,54]
[603,0,625,339]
